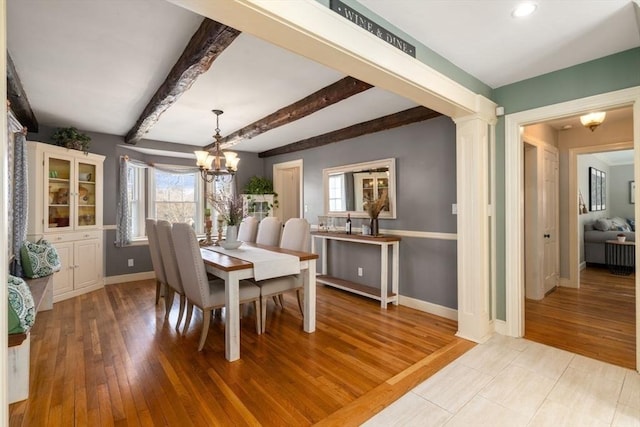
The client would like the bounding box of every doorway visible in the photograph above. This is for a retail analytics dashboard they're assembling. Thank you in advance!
[505,86,640,370]
[273,159,303,223]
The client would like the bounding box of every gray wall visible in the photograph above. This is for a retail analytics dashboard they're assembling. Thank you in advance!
[609,164,634,220]
[263,116,459,309]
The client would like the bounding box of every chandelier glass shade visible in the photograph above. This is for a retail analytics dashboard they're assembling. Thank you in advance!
[580,112,606,132]
[195,109,240,183]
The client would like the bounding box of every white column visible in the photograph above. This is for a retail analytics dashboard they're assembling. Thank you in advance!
[454,114,494,343]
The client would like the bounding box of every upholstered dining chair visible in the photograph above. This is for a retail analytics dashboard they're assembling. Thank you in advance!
[145,218,167,306]
[255,218,309,333]
[171,222,262,351]
[255,216,282,246]
[156,220,187,331]
[237,216,259,243]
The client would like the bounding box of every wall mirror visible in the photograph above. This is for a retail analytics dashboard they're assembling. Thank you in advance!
[323,158,396,219]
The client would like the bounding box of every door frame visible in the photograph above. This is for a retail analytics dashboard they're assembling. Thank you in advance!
[272,159,303,220]
[505,86,640,370]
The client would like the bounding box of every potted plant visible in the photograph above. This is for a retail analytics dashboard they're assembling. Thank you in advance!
[617,233,626,242]
[243,176,279,213]
[51,127,91,153]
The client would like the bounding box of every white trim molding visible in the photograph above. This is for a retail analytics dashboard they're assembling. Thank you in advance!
[399,295,457,321]
[504,86,640,370]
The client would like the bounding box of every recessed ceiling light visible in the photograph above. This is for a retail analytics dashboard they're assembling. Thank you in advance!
[512,2,537,18]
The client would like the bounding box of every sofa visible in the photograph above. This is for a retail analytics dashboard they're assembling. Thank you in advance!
[584,217,635,265]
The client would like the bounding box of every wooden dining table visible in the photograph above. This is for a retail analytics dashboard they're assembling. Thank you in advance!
[199,242,318,361]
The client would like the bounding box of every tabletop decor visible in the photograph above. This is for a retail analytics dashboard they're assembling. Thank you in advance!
[209,192,245,245]
[363,190,387,236]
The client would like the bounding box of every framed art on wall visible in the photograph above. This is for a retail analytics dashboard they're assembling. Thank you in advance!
[589,167,606,211]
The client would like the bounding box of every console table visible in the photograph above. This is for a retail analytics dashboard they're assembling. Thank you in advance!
[605,240,635,276]
[311,231,400,308]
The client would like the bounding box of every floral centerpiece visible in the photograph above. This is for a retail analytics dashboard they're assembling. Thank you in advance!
[363,190,387,236]
[208,192,244,226]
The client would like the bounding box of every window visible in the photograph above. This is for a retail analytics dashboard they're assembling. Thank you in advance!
[127,164,145,238]
[126,163,204,240]
[328,174,345,211]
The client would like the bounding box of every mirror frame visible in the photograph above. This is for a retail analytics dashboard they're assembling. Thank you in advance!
[323,158,396,219]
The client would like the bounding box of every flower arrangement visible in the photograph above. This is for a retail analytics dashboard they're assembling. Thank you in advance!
[208,191,245,226]
[363,189,388,219]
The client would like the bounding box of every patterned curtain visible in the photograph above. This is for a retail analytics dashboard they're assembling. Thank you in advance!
[11,132,28,276]
[115,156,131,247]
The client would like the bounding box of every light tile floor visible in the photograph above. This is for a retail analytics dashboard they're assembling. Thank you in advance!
[363,335,640,427]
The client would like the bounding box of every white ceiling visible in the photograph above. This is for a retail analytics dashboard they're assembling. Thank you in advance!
[6,0,640,156]
[359,0,640,88]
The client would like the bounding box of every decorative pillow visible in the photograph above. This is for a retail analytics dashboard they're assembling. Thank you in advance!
[21,239,61,278]
[610,217,630,232]
[627,218,635,232]
[593,218,612,231]
[7,275,36,334]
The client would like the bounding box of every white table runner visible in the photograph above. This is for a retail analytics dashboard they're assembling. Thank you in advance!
[204,245,300,281]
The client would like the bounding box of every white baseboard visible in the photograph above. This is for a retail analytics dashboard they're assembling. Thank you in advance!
[105,271,155,285]
[579,261,586,271]
[398,295,457,320]
[494,319,507,335]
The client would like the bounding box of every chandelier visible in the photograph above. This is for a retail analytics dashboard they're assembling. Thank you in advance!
[194,109,240,183]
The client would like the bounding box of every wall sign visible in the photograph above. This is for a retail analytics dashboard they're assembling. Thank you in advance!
[329,0,416,58]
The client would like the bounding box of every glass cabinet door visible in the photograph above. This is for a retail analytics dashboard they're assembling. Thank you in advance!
[45,154,72,231]
[77,161,97,227]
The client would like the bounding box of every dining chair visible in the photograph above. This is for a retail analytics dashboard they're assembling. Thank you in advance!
[255,216,282,246]
[237,216,259,243]
[156,220,187,331]
[171,222,262,351]
[256,218,309,333]
[145,218,167,306]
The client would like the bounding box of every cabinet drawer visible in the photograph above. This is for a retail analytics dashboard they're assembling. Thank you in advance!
[44,230,102,243]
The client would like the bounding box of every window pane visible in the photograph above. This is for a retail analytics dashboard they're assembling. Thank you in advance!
[153,169,201,231]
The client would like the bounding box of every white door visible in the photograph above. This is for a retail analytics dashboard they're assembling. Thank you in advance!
[74,239,101,289]
[273,160,303,222]
[543,146,559,293]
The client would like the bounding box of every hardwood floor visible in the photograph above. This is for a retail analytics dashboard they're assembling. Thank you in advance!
[9,280,470,426]
[525,265,636,369]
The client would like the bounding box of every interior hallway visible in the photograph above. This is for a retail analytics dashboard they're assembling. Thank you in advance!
[364,334,640,426]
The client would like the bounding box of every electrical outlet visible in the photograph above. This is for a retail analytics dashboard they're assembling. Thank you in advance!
[357,267,363,277]
[128,258,134,267]
[452,204,458,215]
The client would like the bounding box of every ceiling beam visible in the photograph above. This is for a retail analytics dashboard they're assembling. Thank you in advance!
[6,52,38,132]
[209,76,373,150]
[258,106,442,158]
[124,18,240,144]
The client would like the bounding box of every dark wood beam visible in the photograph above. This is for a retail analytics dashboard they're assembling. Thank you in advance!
[259,106,442,158]
[124,19,240,144]
[6,52,38,132]
[208,76,373,150]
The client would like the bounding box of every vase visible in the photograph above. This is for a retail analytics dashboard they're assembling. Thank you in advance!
[370,218,379,236]
[226,225,238,243]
